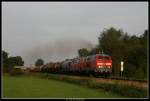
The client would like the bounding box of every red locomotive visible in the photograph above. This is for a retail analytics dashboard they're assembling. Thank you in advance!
[91,54,112,76]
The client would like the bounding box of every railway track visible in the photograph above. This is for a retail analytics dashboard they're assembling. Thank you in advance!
[29,72,148,90]
[30,70,148,83]
[44,72,148,83]
[102,76,148,83]
[86,75,147,83]
[59,73,148,83]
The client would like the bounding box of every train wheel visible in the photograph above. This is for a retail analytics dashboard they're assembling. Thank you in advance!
[93,73,98,78]
[86,70,89,76]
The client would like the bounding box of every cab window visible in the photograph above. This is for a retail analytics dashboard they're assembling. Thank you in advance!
[98,56,110,60]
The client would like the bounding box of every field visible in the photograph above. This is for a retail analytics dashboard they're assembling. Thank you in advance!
[2,74,124,98]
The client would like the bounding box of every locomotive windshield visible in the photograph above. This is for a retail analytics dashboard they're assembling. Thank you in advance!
[98,56,110,60]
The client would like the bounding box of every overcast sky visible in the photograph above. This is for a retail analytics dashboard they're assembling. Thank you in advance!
[2,2,148,66]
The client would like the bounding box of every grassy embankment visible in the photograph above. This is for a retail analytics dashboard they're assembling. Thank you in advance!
[2,74,124,98]
[33,73,148,98]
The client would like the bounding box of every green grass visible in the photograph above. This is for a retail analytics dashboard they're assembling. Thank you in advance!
[2,74,124,98]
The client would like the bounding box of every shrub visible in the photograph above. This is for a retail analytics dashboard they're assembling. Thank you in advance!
[29,73,148,98]
[92,82,147,98]
[9,68,24,76]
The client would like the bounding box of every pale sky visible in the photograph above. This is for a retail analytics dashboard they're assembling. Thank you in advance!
[2,2,148,66]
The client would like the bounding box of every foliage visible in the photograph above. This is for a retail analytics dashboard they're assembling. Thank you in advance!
[93,82,147,98]
[97,27,148,78]
[2,50,24,72]
[35,59,44,66]
[9,68,24,76]
[32,73,147,98]
[78,48,89,57]
[2,51,9,72]
[123,30,148,79]
[98,27,124,76]
[8,56,24,67]
[2,50,8,67]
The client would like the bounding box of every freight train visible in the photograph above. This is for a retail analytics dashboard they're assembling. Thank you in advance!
[30,53,112,77]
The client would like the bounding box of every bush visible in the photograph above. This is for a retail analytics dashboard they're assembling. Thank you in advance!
[57,75,147,98]
[2,67,8,73]
[91,82,147,98]
[9,68,24,76]
[29,73,147,98]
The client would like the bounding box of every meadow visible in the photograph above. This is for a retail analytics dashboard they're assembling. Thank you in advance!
[2,74,124,98]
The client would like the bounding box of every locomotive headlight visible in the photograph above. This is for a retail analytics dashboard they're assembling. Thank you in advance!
[98,66,102,68]
[106,63,111,65]
[97,63,103,65]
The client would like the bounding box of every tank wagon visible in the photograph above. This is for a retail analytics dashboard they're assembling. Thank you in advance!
[32,53,112,76]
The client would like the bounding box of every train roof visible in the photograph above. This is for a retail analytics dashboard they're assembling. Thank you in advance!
[96,54,110,57]
[62,53,111,62]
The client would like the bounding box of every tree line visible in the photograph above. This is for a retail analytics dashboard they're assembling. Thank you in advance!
[2,51,24,72]
[78,27,148,79]
[2,50,45,72]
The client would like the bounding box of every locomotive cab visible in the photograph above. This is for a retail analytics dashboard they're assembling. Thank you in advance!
[94,54,112,76]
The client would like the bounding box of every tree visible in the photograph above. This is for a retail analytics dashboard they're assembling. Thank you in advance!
[78,48,89,57]
[8,56,24,68]
[2,50,10,72]
[140,30,148,78]
[35,59,44,66]
[122,30,148,79]
[98,27,124,76]
[2,50,9,68]
[2,50,24,72]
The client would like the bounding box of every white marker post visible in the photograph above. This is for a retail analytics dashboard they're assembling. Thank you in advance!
[121,61,124,77]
